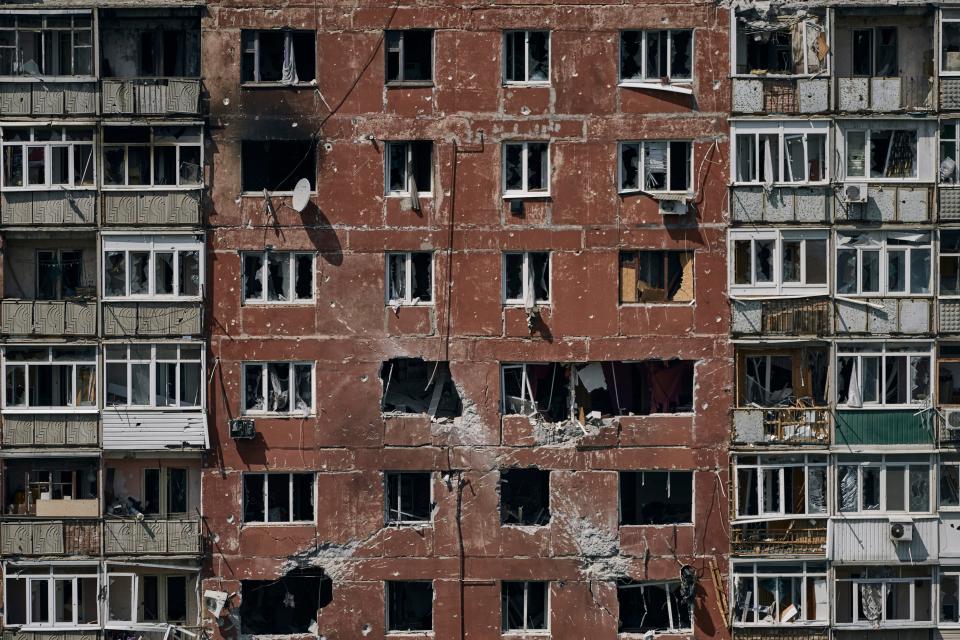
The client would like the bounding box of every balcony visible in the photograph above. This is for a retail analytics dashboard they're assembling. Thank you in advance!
[102,411,207,451]
[732,407,830,447]
[0,191,95,226]
[731,186,831,224]
[835,76,933,112]
[834,298,932,334]
[732,77,829,115]
[102,78,201,116]
[832,517,938,563]
[102,302,202,336]
[103,518,201,555]
[0,518,100,556]
[0,81,98,116]
[102,191,201,226]
[1,300,96,337]
[733,630,829,640]
[834,409,935,446]
[731,525,828,556]
[732,299,831,336]
[1,414,99,447]
[834,185,932,223]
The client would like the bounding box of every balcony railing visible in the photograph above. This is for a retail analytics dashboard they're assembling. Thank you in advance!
[733,629,829,640]
[102,302,202,336]
[732,77,830,114]
[102,190,201,225]
[731,526,827,555]
[732,298,831,336]
[0,519,101,556]
[103,518,201,555]
[102,78,200,115]
[0,191,96,225]
[0,81,98,116]
[835,75,933,111]
[1,299,97,336]
[733,406,830,445]
[2,413,99,447]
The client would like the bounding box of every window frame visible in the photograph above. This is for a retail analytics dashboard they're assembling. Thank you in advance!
[0,12,94,79]
[385,251,433,306]
[4,563,100,629]
[839,124,926,182]
[101,234,204,301]
[0,126,95,190]
[618,140,693,194]
[619,29,694,85]
[834,569,933,626]
[618,249,695,304]
[2,345,97,412]
[240,29,316,86]
[942,14,960,76]
[384,29,434,86]
[835,231,932,297]
[729,228,830,297]
[731,121,830,186]
[501,581,550,633]
[141,467,191,517]
[384,141,433,197]
[503,30,550,85]
[850,26,898,78]
[502,141,550,197]
[241,251,315,305]
[241,472,316,524]
[733,454,828,521]
[241,361,315,416]
[383,471,433,526]
[731,561,828,627]
[940,460,960,510]
[617,580,693,633]
[836,342,933,409]
[502,251,551,306]
[835,455,934,514]
[101,125,203,190]
[35,248,85,300]
[104,343,204,410]
[942,121,960,184]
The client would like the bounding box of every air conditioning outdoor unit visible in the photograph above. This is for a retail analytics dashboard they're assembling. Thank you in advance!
[659,200,688,216]
[229,418,256,440]
[843,182,868,204]
[946,408,960,431]
[889,519,914,543]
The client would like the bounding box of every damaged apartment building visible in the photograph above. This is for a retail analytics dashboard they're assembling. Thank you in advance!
[729,1,960,640]
[0,1,208,639]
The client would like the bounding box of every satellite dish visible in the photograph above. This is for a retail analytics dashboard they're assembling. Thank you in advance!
[292,178,311,212]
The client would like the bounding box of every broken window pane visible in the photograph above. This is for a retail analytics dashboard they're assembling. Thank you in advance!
[502,582,548,631]
[241,140,315,192]
[620,142,640,190]
[501,468,550,526]
[619,251,694,303]
[620,471,693,525]
[379,358,462,417]
[744,29,792,74]
[267,363,290,412]
[239,570,332,634]
[505,31,549,82]
[387,581,433,632]
[243,474,265,522]
[618,581,691,633]
[240,30,315,84]
[385,30,433,83]
[385,472,431,524]
[291,473,313,521]
[501,363,570,422]
[143,468,161,514]
[386,141,432,194]
[107,575,133,622]
[267,253,290,301]
[504,142,549,194]
[503,252,550,305]
[876,27,898,77]
[944,575,960,623]
[166,576,187,622]
[266,473,291,522]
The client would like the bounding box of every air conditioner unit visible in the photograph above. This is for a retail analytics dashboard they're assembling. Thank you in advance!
[889,519,914,543]
[228,418,256,440]
[946,408,960,431]
[659,200,688,216]
[843,182,868,204]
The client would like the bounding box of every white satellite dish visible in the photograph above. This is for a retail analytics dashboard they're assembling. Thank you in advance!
[292,178,311,212]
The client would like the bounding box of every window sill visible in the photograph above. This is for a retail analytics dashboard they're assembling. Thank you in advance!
[102,298,203,303]
[240,81,316,89]
[385,521,433,527]
[619,301,694,307]
[619,522,694,528]
[385,81,435,88]
[243,300,316,306]
[240,191,315,198]
[618,80,693,95]
[105,406,204,412]
[837,405,930,411]
[502,631,550,636]
[731,182,830,188]
[619,631,693,638]
[839,179,925,185]
[240,521,316,527]
[1,187,97,193]
[386,192,434,199]
[503,302,551,307]
[503,81,551,88]
[102,186,201,192]
[503,192,551,200]
[241,413,315,419]
[386,302,434,308]
[619,189,693,198]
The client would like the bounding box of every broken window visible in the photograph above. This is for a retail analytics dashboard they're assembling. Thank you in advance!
[379,358,461,417]
[943,232,960,297]
[733,562,827,625]
[944,18,960,74]
[239,569,332,634]
[1,127,94,189]
[241,140,315,193]
[103,235,202,299]
[620,30,692,83]
[743,355,794,406]
[735,15,827,75]
[387,581,433,632]
[503,251,550,307]
[502,581,548,631]
[733,124,827,185]
[940,345,960,406]
[843,127,917,179]
[242,362,313,415]
[618,580,692,633]
[385,141,432,196]
[0,13,93,76]
[575,360,694,417]
[851,27,897,77]
[731,229,828,295]
[242,251,314,303]
[837,343,931,407]
[504,30,549,83]
[619,141,691,193]
[36,249,84,300]
[500,468,550,526]
[737,348,828,408]
[140,575,188,623]
[241,29,315,84]
[102,126,201,188]
[503,141,549,196]
[140,467,189,516]
[942,122,960,184]
[387,252,432,304]
[734,455,827,519]
[619,471,693,525]
[619,250,693,303]
[3,346,95,409]
[835,567,932,624]
[385,30,433,84]
[941,461,960,508]
[5,565,99,627]
[384,472,432,524]
[105,344,202,408]
[836,232,931,296]
[943,570,960,623]
[836,456,931,513]
[501,363,570,422]
[242,473,314,523]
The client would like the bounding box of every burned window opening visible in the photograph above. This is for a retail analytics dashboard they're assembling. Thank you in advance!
[241,140,315,193]
[618,580,692,633]
[500,468,550,526]
[240,569,332,635]
[387,581,433,632]
[379,358,461,418]
[385,472,432,524]
[0,14,93,77]
[99,11,200,78]
[241,29,315,84]
[502,581,548,631]
[386,30,433,84]
[619,250,693,303]
[620,470,693,525]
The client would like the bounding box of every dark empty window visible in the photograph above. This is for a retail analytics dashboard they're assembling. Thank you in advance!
[242,473,314,523]
[620,30,692,82]
[37,249,84,300]
[166,576,187,622]
[619,251,694,303]
[504,31,549,83]
[503,252,550,305]
[379,358,462,417]
[502,581,548,631]
[500,468,550,526]
[386,141,432,195]
[387,581,433,632]
[241,140,315,192]
[853,27,897,77]
[744,29,792,74]
[240,570,332,634]
[620,471,693,525]
[501,363,570,423]
[387,252,432,304]
[386,30,433,84]
[241,30,315,84]
[618,581,692,632]
[385,472,432,524]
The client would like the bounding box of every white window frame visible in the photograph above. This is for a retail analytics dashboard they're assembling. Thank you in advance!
[941,461,960,510]
[941,12,960,76]
[729,228,830,297]
[0,126,95,190]
[733,454,828,521]
[137,574,189,624]
[500,363,558,417]
[503,30,550,85]
[0,12,94,79]
[839,125,924,182]
[384,30,434,85]
[241,251,315,305]
[941,568,960,624]
[141,467,190,517]
[835,571,933,626]
[835,232,932,297]
[106,572,137,625]
[731,121,830,186]
[836,455,934,514]
[502,581,550,633]
[102,234,204,301]
[384,471,433,525]
[502,141,550,197]
[836,343,933,409]
[384,141,433,196]
[241,472,316,524]
[104,343,204,410]
[3,564,100,629]
[619,29,694,85]
[941,120,960,184]
[101,125,203,190]
[2,345,97,412]
[240,29,315,85]
[732,561,828,626]
[386,252,433,306]
[241,361,315,416]
[502,251,550,306]
[618,140,693,194]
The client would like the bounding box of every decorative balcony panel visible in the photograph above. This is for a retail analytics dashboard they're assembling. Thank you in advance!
[2,414,99,447]
[940,188,960,221]
[940,301,960,332]
[732,78,830,114]
[102,79,200,116]
[732,187,831,223]
[943,78,960,111]
[103,518,201,555]
[102,302,202,336]
[0,519,100,556]
[0,192,95,225]
[732,407,830,446]
[731,525,827,556]
[834,409,935,446]
[4,632,99,640]
[0,82,97,116]
[733,629,829,640]
[834,186,931,223]
[1,300,96,337]
[732,299,831,336]
[834,298,932,334]
[831,517,938,563]
[102,191,201,225]
[102,411,206,451]
[836,76,932,111]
